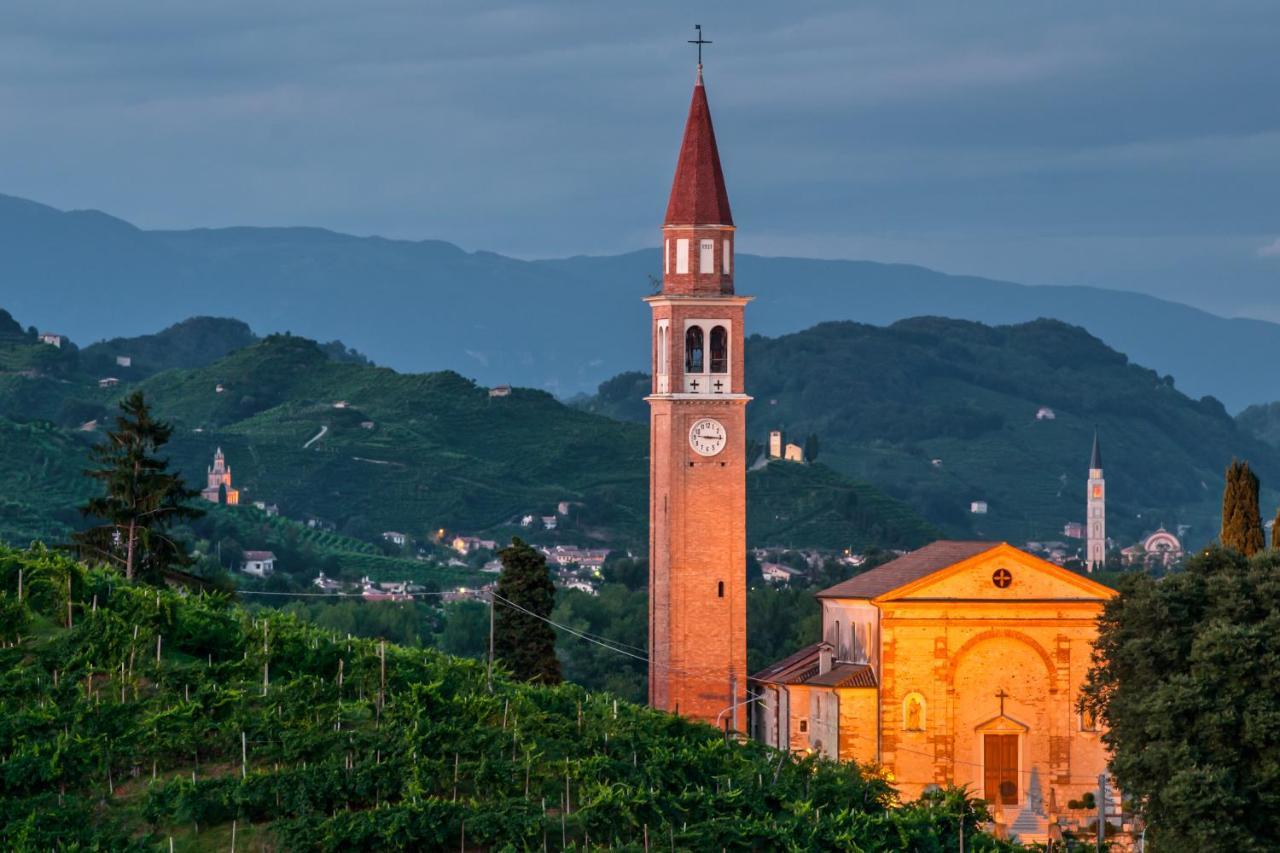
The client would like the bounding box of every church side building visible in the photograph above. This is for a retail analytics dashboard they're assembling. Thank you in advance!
[1086,433,1105,571]
[752,541,1116,842]
[647,62,749,730]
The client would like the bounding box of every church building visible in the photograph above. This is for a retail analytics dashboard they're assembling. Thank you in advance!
[201,447,240,505]
[751,541,1116,840]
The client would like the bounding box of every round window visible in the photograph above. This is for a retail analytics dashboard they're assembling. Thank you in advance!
[992,568,1013,589]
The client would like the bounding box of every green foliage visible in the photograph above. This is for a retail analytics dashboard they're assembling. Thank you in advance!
[1081,547,1280,851]
[495,538,561,684]
[73,391,204,582]
[0,544,1021,850]
[1222,459,1265,556]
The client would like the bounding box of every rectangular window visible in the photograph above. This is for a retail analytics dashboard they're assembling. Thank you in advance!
[699,239,714,273]
[723,239,731,273]
[676,239,689,274]
[798,719,808,733]
[664,239,670,274]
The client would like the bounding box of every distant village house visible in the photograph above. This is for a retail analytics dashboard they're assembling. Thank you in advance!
[38,332,63,348]
[241,551,276,578]
[382,531,408,547]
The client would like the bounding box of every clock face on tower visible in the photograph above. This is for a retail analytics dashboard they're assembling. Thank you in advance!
[688,417,727,457]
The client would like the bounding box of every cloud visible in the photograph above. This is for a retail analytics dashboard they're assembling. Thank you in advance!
[1259,239,1280,258]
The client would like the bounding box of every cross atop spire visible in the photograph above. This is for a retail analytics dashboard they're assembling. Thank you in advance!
[688,24,712,67]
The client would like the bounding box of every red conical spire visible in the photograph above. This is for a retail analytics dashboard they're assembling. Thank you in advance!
[664,68,733,227]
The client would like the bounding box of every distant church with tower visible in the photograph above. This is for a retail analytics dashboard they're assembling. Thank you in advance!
[644,38,1120,842]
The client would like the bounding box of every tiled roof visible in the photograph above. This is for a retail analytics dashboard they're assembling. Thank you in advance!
[750,641,823,684]
[817,541,1000,599]
[243,550,276,561]
[664,70,733,227]
[804,663,877,689]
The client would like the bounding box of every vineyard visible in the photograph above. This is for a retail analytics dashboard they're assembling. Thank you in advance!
[0,543,1020,850]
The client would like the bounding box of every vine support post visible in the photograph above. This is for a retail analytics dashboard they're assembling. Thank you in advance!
[487,590,495,693]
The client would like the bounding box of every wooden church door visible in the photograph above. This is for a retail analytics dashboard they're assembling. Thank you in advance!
[983,734,1019,805]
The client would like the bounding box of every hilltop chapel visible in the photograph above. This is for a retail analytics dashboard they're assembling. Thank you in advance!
[645,53,1119,841]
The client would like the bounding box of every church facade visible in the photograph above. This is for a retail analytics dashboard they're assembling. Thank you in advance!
[751,541,1115,839]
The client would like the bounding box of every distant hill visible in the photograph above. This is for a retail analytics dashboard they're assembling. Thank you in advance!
[1237,402,1280,450]
[79,316,258,379]
[2,192,1278,410]
[580,318,1279,547]
[0,322,933,552]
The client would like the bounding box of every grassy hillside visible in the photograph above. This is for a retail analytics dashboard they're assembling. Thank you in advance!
[0,545,1015,850]
[582,318,1280,547]
[0,417,95,545]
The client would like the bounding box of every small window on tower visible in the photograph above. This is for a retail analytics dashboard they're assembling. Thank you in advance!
[717,580,725,598]
[685,326,704,373]
[1093,485,1103,499]
[699,239,714,273]
[664,239,670,275]
[676,238,690,274]
[723,239,731,274]
[799,719,808,734]
[710,325,728,373]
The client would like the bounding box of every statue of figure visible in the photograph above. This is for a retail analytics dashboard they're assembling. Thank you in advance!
[906,695,923,730]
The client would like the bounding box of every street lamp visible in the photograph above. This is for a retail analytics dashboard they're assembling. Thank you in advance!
[715,695,767,738]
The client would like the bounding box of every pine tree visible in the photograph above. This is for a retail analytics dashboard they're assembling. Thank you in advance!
[1275,507,1280,550]
[493,537,561,684]
[1221,458,1265,557]
[73,391,203,583]
[804,433,821,463]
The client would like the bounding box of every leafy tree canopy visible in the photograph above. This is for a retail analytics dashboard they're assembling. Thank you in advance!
[1082,546,1280,851]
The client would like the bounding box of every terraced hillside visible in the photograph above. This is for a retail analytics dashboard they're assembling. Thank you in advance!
[0,544,1016,850]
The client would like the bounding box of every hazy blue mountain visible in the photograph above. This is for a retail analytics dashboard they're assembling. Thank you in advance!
[3,192,1275,410]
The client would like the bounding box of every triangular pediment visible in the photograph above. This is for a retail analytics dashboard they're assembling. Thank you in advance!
[875,543,1115,602]
[975,713,1029,733]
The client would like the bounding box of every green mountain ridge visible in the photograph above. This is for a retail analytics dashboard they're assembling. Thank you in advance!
[580,317,1279,548]
[5,191,1280,410]
[0,315,934,555]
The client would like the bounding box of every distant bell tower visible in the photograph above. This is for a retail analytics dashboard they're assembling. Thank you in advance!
[1086,432,1105,570]
[647,42,749,731]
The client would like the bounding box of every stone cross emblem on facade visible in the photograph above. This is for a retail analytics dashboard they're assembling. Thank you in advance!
[996,688,1010,716]
[992,568,1013,588]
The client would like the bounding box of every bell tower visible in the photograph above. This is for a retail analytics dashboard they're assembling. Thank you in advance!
[647,56,749,730]
[1086,431,1106,571]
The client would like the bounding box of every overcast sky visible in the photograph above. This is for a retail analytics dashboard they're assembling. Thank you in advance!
[2,2,1278,319]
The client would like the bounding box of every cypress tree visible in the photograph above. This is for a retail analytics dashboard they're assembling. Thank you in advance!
[73,391,203,583]
[493,537,562,684]
[1221,459,1265,557]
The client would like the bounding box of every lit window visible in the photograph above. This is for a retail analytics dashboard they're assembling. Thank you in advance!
[699,239,714,273]
[676,239,689,274]
[685,326,704,373]
[710,326,728,373]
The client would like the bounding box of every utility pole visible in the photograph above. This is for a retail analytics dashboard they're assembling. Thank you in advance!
[487,590,495,693]
[1097,773,1107,853]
